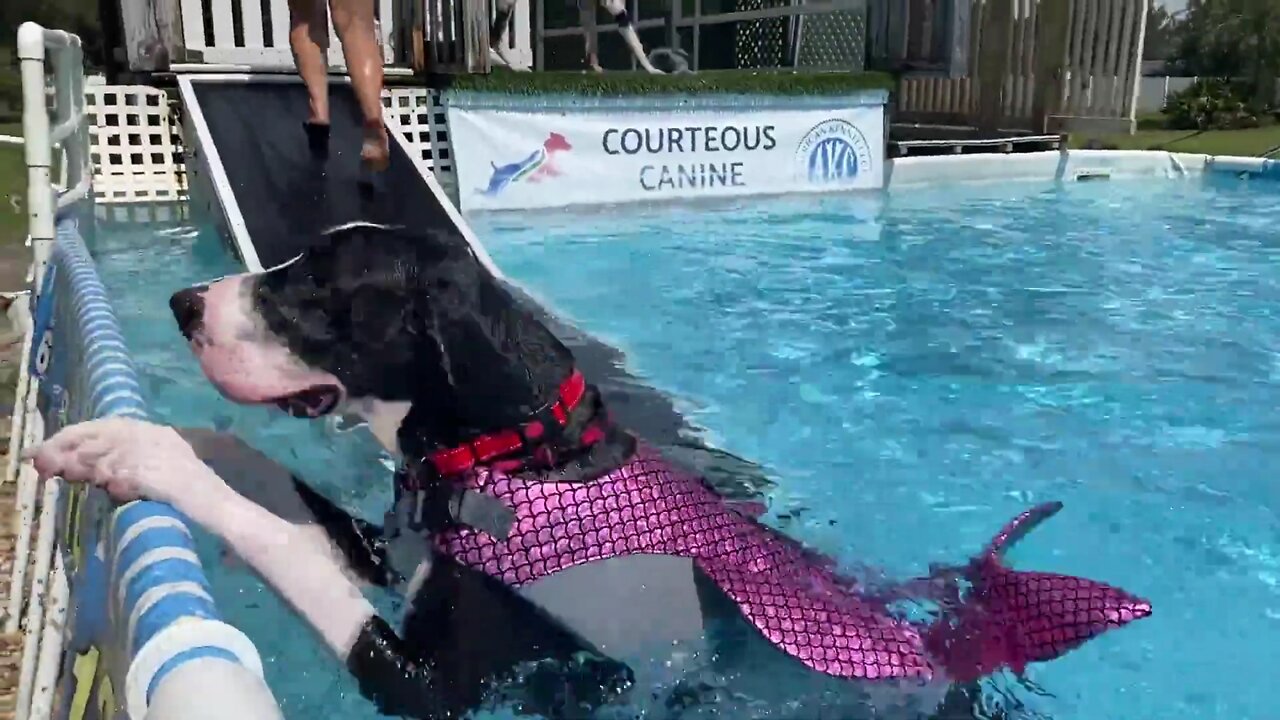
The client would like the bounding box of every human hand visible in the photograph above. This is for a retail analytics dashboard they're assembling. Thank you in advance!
[23,417,228,508]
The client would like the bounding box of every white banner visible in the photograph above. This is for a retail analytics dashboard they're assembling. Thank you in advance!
[446,103,885,212]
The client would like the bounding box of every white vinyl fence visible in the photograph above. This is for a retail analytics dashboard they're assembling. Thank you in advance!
[1135,76,1280,114]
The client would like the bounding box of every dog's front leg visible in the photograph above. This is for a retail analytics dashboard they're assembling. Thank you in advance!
[186,473,455,717]
[599,0,664,73]
[489,0,531,71]
[579,0,604,72]
[178,428,403,588]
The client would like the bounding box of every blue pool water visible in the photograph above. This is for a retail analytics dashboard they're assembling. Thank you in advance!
[90,175,1279,720]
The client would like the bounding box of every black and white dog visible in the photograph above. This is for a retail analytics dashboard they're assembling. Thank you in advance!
[489,0,665,73]
[150,222,1148,719]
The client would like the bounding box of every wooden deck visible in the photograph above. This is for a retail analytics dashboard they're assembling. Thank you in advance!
[871,0,1149,136]
[889,123,1064,157]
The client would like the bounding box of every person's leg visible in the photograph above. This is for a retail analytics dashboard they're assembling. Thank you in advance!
[329,0,389,172]
[289,0,331,125]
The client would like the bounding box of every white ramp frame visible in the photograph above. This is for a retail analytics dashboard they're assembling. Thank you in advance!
[176,75,266,271]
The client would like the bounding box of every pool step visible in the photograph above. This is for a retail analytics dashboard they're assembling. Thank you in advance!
[1072,169,1113,182]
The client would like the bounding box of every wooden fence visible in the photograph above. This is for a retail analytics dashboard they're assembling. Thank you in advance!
[873,0,1149,134]
[115,0,526,75]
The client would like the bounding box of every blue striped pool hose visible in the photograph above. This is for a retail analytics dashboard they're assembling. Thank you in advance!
[52,218,271,718]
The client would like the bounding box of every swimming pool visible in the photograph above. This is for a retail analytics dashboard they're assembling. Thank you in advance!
[90,173,1278,719]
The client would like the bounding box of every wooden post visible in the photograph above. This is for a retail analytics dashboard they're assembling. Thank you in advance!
[886,1,909,64]
[976,0,1014,131]
[119,0,184,71]
[410,0,427,73]
[1122,0,1149,132]
[535,0,546,70]
[420,0,491,74]
[463,0,492,73]
[691,0,701,71]
[666,0,680,51]
[944,0,971,78]
[907,0,928,62]
[1033,0,1071,132]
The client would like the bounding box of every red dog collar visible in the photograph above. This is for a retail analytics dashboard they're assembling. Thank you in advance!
[429,370,587,476]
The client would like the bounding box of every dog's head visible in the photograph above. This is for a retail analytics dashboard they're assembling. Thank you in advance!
[171,222,574,451]
[543,132,572,154]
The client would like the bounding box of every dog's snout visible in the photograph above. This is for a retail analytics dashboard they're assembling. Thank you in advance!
[169,287,206,340]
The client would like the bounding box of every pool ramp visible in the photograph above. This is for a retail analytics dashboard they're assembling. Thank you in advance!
[175,75,502,276]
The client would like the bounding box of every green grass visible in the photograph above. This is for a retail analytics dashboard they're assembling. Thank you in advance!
[1069,114,1280,157]
[444,68,895,96]
[0,121,23,249]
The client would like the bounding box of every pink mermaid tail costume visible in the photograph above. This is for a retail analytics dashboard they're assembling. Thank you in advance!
[430,446,1153,682]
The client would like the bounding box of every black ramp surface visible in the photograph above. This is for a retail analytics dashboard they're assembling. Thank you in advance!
[192,79,775,499]
[193,81,442,267]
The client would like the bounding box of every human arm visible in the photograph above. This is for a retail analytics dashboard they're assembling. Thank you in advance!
[25,418,451,716]
[26,418,377,656]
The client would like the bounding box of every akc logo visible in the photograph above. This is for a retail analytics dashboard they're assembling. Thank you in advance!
[794,119,873,185]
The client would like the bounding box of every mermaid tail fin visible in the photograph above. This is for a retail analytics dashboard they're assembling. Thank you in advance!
[926,502,1152,682]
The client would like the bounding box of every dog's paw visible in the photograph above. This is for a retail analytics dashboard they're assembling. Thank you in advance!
[25,417,222,507]
[488,47,511,69]
[491,46,531,72]
[647,47,692,74]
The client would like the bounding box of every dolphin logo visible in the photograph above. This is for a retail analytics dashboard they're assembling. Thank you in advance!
[478,132,574,197]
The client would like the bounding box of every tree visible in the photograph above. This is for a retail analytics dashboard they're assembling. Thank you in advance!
[0,0,107,69]
[1144,5,1182,62]
[1169,0,1280,106]
[1,0,107,121]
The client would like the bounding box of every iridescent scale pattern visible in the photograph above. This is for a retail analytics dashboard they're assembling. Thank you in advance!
[431,447,1151,681]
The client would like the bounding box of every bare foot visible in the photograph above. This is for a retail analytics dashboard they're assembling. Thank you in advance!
[361,121,390,173]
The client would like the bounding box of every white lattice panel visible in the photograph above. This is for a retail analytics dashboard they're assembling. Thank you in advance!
[86,86,188,204]
[85,85,458,207]
[383,87,454,179]
[94,202,192,225]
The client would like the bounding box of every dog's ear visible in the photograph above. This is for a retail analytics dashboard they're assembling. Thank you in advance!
[349,283,415,349]
[343,282,454,405]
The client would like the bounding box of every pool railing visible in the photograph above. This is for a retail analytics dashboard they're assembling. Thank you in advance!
[8,21,283,720]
